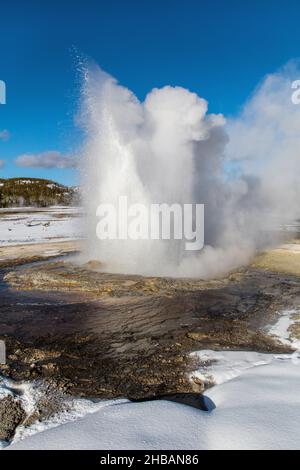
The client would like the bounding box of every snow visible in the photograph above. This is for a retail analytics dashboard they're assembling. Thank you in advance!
[190,350,274,386]
[4,308,300,450]
[7,305,300,450]
[12,397,128,447]
[1,233,299,450]
[0,373,127,449]
[0,207,84,245]
[269,308,300,350]
[7,359,300,450]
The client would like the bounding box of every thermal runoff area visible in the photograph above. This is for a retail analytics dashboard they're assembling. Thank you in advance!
[80,63,300,277]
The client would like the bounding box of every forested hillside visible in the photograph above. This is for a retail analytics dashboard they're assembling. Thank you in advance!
[0,178,79,207]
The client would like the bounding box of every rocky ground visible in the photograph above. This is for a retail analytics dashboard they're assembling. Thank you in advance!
[0,240,299,443]
[0,240,81,268]
[0,396,25,441]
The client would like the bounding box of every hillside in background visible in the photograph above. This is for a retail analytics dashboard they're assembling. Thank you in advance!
[0,178,79,207]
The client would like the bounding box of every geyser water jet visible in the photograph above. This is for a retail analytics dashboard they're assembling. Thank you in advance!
[80,63,300,278]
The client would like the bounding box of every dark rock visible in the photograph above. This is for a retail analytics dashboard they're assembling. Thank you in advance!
[0,396,26,441]
[128,392,216,412]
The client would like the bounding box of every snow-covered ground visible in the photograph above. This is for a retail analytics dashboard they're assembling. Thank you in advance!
[190,350,276,386]
[269,308,300,351]
[6,358,300,450]
[0,207,84,245]
[1,212,299,450]
[4,308,300,450]
[0,374,127,450]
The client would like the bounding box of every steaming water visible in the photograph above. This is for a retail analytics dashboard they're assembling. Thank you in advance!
[80,63,300,278]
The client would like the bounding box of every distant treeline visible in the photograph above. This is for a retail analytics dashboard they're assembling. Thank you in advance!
[0,177,80,207]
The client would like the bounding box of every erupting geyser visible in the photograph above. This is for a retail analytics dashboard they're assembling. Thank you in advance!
[79,63,300,278]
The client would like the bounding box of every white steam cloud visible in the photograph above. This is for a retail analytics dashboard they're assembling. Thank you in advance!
[16,151,77,169]
[80,63,300,278]
[0,130,10,141]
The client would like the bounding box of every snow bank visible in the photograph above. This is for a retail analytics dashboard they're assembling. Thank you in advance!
[0,373,128,449]
[7,357,300,450]
[190,350,275,386]
[4,272,300,450]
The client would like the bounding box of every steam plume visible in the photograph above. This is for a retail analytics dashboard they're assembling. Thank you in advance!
[79,63,300,278]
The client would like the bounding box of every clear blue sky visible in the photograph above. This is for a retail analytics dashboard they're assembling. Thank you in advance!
[0,0,300,185]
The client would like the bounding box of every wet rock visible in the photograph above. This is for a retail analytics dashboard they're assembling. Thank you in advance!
[24,393,68,427]
[186,332,210,341]
[0,260,298,401]
[0,396,26,441]
[83,260,103,270]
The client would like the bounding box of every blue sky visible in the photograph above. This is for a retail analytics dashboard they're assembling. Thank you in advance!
[0,0,300,185]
